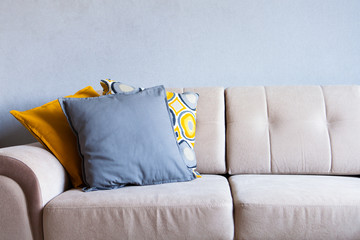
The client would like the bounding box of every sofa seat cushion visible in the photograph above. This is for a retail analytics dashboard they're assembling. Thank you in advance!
[43,175,234,240]
[230,174,360,240]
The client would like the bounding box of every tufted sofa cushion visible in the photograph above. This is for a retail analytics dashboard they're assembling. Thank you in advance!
[225,85,360,175]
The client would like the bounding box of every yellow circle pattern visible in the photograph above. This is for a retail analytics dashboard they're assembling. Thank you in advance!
[180,112,196,140]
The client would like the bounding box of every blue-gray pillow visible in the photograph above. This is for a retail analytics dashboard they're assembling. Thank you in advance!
[99,80,201,178]
[59,85,195,191]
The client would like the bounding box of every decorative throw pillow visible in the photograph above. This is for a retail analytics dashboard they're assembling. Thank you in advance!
[10,86,100,187]
[59,85,195,191]
[100,79,200,177]
[100,79,142,95]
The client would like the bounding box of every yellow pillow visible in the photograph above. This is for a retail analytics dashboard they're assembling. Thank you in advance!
[10,86,100,187]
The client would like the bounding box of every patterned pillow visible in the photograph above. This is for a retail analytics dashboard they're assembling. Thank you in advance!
[100,79,142,95]
[100,79,201,177]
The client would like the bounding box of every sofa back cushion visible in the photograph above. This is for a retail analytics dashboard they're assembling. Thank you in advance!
[226,85,360,175]
[167,87,226,174]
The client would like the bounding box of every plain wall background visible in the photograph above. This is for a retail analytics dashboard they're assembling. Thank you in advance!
[1,0,360,147]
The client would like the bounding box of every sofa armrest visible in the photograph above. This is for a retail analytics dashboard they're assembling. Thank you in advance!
[0,142,70,240]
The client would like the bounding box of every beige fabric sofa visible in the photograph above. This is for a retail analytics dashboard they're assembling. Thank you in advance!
[1,86,360,240]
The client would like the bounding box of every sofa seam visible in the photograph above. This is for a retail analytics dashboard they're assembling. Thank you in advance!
[235,203,360,208]
[229,171,360,175]
[263,86,272,173]
[320,85,333,174]
[45,204,233,210]
[225,119,354,124]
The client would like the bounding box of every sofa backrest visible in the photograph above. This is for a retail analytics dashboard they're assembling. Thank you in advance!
[226,85,360,175]
[167,87,226,174]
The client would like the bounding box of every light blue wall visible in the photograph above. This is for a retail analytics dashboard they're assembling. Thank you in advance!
[1,0,360,147]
